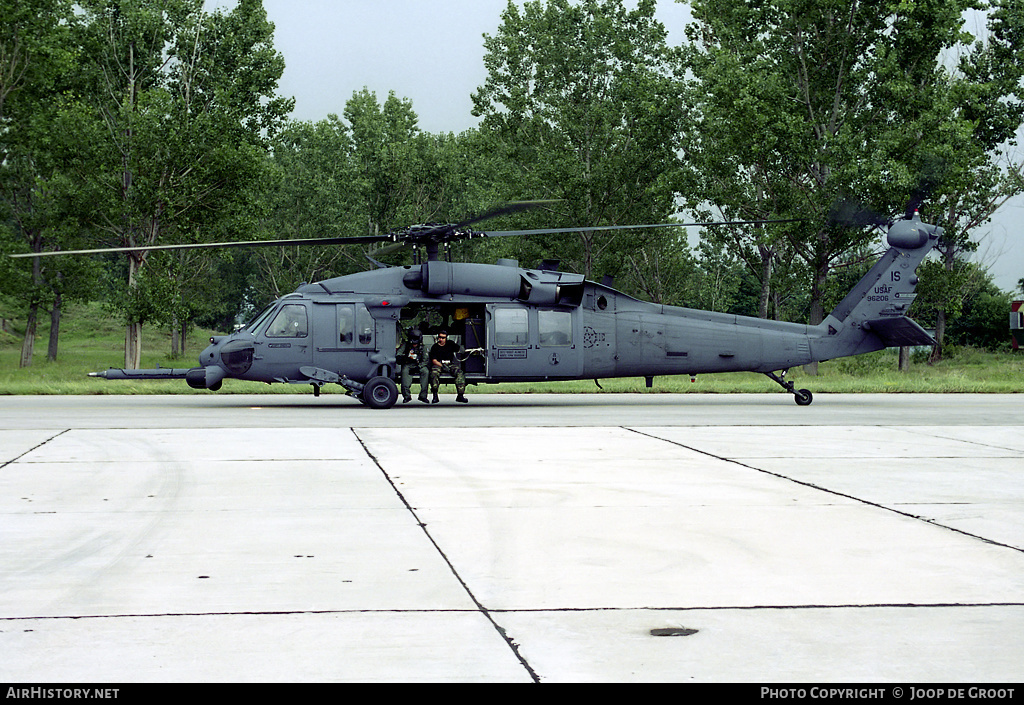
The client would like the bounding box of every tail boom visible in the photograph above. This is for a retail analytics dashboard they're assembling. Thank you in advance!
[815,213,942,361]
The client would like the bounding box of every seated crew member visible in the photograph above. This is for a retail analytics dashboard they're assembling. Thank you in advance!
[398,327,428,404]
[428,330,467,404]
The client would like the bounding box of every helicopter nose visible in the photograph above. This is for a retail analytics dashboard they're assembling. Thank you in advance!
[204,337,254,375]
[220,338,254,374]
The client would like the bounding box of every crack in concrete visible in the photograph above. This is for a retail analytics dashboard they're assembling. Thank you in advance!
[350,428,541,683]
[625,427,1024,555]
[1,429,69,471]
[5,601,1022,624]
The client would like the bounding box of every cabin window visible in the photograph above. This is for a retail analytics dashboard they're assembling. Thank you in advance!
[339,306,353,344]
[356,304,374,346]
[494,307,529,346]
[337,304,374,348]
[265,304,308,338]
[538,310,572,346]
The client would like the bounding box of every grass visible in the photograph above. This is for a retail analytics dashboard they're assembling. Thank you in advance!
[481,346,1024,395]
[2,299,1022,395]
[0,300,278,395]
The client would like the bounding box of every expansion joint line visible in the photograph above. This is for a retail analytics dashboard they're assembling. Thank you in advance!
[1,429,69,471]
[625,427,1024,556]
[350,428,540,683]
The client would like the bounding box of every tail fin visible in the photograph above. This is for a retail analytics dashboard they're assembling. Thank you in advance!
[817,213,942,358]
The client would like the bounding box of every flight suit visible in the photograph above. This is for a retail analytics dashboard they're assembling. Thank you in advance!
[398,338,428,402]
[428,338,467,402]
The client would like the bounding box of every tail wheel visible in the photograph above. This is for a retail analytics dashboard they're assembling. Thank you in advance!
[794,389,813,406]
[362,376,399,409]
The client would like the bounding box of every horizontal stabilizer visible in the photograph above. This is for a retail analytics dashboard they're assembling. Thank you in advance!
[864,317,936,347]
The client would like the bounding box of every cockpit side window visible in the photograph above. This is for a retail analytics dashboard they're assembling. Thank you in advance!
[266,304,308,338]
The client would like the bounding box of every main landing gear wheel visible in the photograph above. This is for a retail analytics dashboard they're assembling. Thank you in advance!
[362,376,399,409]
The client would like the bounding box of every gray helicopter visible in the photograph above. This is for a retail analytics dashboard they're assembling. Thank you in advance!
[14,205,941,407]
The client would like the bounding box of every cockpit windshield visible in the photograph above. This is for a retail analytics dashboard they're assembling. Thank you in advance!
[241,303,276,333]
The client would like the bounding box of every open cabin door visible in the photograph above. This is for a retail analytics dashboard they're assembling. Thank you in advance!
[485,303,582,378]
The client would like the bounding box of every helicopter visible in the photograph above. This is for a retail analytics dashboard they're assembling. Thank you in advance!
[11,203,942,407]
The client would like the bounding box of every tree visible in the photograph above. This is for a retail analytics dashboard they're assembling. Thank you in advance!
[620,232,700,307]
[256,89,520,307]
[944,268,1015,350]
[259,115,362,302]
[0,0,73,122]
[66,0,291,368]
[0,0,93,366]
[917,158,1022,360]
[345,89,444,236]
[678,0,1024,346]
[918,0,1024,360]
[471,0,687,287]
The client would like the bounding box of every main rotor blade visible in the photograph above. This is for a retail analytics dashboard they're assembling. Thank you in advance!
[7,200,562,259]
[482,218,805,238]
[408,200,563,240]
[452,199,561,230]
[827,199,890,228]
[367,240,407,258]
[906,155,949,219]
[7,234,393,258]
[9,212,804,259]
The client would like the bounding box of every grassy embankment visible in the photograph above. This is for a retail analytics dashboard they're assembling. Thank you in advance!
[1,300,1022,395]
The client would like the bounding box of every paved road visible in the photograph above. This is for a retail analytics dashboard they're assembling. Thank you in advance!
[0,391,1019,428]
[1,394,1022,682]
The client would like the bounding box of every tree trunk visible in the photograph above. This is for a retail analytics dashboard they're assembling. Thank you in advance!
[772,291,783,321]
[125,321,142,370]
[179,319,189,358]
[19,302,38,368]
[898,345,910,372]
[47,292,62,363]
[171,323,181,358]
[170,315,188,358]
[758,246,772,319]
[929,243,956,364]
[803,258,829,376]
[124,252,144,370]
[929,309,946,363]
[581,232,595,280]
[20,250,43,368]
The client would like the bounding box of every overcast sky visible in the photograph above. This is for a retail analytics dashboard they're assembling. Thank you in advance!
[245,0,695,134]
[208,0,1021,293]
